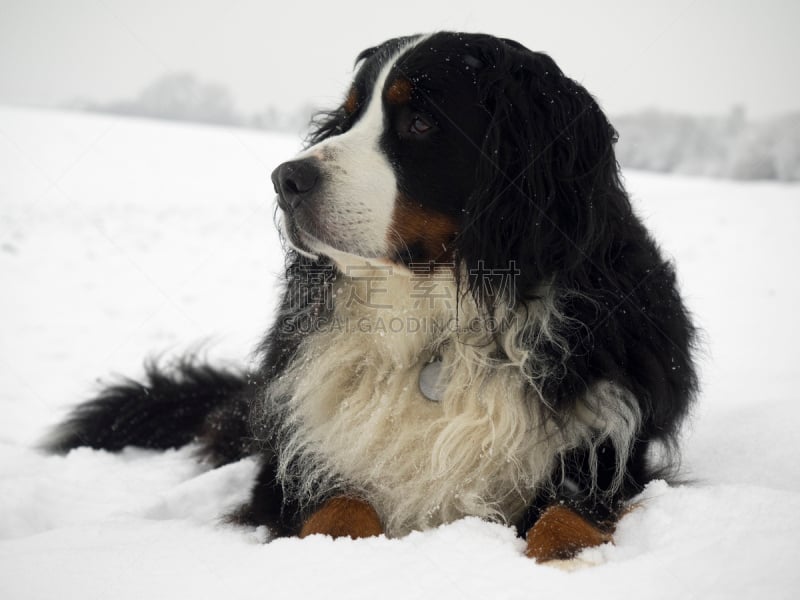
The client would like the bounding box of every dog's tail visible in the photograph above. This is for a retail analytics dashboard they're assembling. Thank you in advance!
[43,359,257,466]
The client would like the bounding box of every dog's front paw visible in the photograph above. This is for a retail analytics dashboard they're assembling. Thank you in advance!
[299,496,383,539]
[524,505,612,563]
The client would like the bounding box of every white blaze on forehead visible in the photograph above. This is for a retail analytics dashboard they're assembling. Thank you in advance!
[291,40,422,269]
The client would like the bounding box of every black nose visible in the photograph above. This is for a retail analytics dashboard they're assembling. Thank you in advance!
[271,159,320,210]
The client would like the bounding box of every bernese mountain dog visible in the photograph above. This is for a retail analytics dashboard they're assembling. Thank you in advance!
[45,32,697,562]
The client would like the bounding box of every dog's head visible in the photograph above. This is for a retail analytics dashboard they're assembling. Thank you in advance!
[272,32,626,306]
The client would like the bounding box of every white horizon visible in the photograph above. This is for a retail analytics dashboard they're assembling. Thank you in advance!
[1,0,798,119]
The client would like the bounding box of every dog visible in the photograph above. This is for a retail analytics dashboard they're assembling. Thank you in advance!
[45,32,697,562]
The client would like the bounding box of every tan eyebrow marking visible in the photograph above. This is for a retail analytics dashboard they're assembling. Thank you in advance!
[344,86,359,114]
[386,77,413,105]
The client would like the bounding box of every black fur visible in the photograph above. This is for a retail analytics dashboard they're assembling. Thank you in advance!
[46,360,247,454]
[46,32,697,540]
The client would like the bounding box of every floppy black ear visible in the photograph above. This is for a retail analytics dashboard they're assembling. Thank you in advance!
[457,43,629,310]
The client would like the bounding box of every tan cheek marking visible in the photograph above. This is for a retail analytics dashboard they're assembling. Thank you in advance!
[389,195,460,263]
[344,86,359,114]
[299,496,383,539]
[386,77,412,105]
[525,505,613,562]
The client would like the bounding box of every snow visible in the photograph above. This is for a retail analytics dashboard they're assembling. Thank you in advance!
[614,110,800,182]
[1,106,799,599]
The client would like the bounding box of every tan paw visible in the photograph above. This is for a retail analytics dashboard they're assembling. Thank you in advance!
[299,496,383,540]
[525,505,612,563]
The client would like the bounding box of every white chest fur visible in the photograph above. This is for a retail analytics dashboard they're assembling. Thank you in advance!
[267,269,638,536]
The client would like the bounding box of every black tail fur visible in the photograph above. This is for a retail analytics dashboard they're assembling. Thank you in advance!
[43,359,253,464]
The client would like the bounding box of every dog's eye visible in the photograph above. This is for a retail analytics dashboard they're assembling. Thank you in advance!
[409,115,432,135]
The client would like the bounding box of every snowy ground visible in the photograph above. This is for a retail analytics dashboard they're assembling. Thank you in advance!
[1,106,799,599]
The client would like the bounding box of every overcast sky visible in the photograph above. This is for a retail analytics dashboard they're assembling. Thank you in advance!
[1,0,798,119]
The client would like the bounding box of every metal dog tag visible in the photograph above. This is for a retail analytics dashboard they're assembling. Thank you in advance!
[419,358,446,402]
